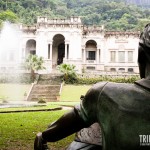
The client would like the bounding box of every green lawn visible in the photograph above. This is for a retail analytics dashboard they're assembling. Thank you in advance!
[0,84,91,102]
[0,110,74,150]
[60,84,91,101]
[0,84,31,101]
[0,84,91,150]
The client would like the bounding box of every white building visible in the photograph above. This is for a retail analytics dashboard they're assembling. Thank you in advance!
[0,16,141,74]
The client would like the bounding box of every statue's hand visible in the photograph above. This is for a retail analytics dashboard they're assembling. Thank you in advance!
[34,132,49,150]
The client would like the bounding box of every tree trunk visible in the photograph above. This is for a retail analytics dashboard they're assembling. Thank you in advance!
[31,69,35,82]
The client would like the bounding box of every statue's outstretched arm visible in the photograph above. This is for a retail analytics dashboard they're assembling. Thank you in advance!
[42,107,89,142]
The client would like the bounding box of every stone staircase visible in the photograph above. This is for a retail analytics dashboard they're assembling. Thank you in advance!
[27,74,63,102]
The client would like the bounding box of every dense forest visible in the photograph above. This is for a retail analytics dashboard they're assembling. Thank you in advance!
[0,0,150,31]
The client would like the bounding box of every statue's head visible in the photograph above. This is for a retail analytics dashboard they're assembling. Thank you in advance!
[138,23,150,78]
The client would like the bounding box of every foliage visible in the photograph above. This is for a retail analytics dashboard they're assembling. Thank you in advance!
[24,54,45,82]
[0,75,140,102]
[0,10,18,22]
[38,98,46,103]
[0,10,18,27]
[75,75,140,85]
[57,64,77,83]
[0,0,150,31]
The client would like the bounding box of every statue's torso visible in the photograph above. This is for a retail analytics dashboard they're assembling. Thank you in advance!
[98,80,150,150]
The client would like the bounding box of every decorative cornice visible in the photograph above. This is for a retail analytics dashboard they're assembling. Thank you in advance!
[82,25,105,35]
[22,25,37,34]
[105,31,140,38]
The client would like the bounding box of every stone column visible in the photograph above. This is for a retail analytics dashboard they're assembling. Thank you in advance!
[97,45,101,64]
[50,44,52,60]
[64,40,70,60]
[116,51,118,63]
[82,45,86,63]
[22,48,25,59]
[47,40,53,60]
[22,42,26,60]
[47,40,53,70]
[65,44,67,60]
[125,51,128,63]
[83,48,86,63]
[96,49,99,64]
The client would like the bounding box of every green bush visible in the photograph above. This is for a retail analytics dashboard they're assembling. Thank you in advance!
[71,75,140,85]
[38,100,46,103]
[57,64,77,84]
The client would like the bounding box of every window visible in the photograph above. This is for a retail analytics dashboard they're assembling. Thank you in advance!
[86,51,96,60]
[118,68,125,72]
[110,51,116,62]
[128,68,134,73]
[86,66,95,70]
[118,51,125,62]
[110,68,116,72]
[128,51,133,62]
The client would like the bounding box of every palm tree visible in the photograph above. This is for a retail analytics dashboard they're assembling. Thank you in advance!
[57,63,77,83]
[25,54,45,82]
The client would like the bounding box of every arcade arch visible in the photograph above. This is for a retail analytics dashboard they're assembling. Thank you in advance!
[52,34,65,68]
[25,39,36,56]
[85,40,97,61]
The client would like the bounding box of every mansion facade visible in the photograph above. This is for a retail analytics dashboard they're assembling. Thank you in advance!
[0,16,141,74]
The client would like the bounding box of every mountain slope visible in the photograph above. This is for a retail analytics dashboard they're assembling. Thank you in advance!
[0,0,150,31]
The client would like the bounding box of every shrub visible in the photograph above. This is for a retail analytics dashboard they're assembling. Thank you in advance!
[72,75,140,85]
[38,98,46,103]
[2,100,9,103]
[57,64,77,83]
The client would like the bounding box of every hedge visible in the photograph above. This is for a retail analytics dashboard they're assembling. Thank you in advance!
[69,75,140,85]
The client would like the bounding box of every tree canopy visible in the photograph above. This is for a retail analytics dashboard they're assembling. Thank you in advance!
[0,0,150,31]
[25,54,45,81]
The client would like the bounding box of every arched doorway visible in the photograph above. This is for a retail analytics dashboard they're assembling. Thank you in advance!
[85,40,97,61]
[26,39,36,56]
[57,43,65,65]
[52,34,65,68]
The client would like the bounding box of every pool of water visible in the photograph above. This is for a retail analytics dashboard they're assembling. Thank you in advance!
[0,101,46,108]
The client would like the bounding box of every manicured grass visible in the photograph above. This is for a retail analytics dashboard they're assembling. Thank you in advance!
[0,84,91,150]
[0,110,74,150]
[0,84,91,102]
[60,84,91,101]
[0,84,31,101]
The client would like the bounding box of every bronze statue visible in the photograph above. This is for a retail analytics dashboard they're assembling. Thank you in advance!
[34,23,150,150]
[67,122,102,150]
